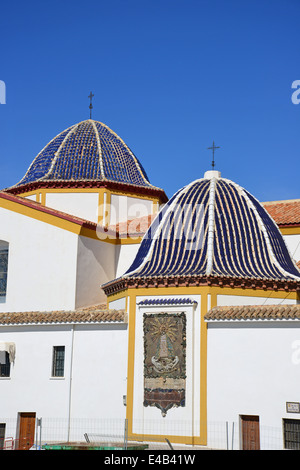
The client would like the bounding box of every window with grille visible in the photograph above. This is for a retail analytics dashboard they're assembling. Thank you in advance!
[52,346,65,377]
[0,351,10,377]
[0,242,9,300]
[283,418,300,449]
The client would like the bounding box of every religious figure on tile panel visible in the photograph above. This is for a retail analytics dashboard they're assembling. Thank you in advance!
[143,312,186,417]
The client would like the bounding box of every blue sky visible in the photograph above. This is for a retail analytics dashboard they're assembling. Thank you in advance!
[0,0,299,202]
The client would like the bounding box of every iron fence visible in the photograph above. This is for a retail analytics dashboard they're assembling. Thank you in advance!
[0,417,289,450]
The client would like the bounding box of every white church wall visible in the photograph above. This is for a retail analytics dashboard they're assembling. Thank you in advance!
[75,235,116,308]
[115,243,140,278]
[70,323,128,421]
[110,194,153,225]
[206,320,300,449]
[283,233,300,264]
[108,297,126,310]
[0,207,78,312]
[0,322,128,437]
[45,192,99,223]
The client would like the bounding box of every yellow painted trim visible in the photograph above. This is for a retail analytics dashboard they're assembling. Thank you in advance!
[97,189,105,224]
[199,293,207,445]
[109,187,159,202]
[214,286,298,300]
[105,191,111,227]
[0,194,144,245]
[17,190,39,199]
[109,285,298,300]
[0,197,83,235]
[280,226,300,235]
[41,191,46,206]
[19,187,162,205]
[20,187,103,196]
[118,284,299,445]
[107,290,128,304]
[118,237,143,245]
[126,293,136,438]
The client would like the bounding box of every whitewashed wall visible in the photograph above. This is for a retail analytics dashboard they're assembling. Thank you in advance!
[206,318,300,449]
[0,205,128,312]
[115,243,140,278]
[0,322,128,435]
[283,233,300,265]
[0,207,78,312]
[110,195,153,225]
[45,192,99,223]
[75,235,116,307]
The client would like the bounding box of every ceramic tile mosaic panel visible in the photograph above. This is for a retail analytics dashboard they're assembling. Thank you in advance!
[143,312,186,416]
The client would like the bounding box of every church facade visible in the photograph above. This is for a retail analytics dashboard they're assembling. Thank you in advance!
[0,119,299,449]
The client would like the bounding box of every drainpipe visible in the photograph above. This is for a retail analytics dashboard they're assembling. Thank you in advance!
[67,324,75,442]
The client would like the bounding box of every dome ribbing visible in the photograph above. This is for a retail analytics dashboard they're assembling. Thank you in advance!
[107,171,300,289]
[12,120,157,190]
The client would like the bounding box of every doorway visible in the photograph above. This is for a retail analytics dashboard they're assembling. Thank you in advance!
[240,415,260,450]
[18,412,36,450]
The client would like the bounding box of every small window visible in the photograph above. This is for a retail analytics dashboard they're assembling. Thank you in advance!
[283,418,300,449]
[0,351,10,377]
[0,242,9,301]
[52,346,65,377]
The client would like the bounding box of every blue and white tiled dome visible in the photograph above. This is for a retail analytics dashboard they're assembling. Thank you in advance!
[115,170,300,286]
[13,120,156,189]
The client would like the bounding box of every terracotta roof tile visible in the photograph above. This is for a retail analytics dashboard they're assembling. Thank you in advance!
[263,200,300,226]
[205,304,300,321]
[108,214,155,237]
[0,304,126,325]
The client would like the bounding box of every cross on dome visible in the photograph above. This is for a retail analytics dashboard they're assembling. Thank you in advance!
[207,141,220,169]
[88,92,94,119]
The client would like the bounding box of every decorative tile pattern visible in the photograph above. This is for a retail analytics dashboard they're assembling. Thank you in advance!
[13,120,155,189]
[143,312,186,417]
[124,177,300,283]
[139,298,195,306]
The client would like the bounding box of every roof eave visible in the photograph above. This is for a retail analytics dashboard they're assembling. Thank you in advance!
[102,274,300,296]
[4,179,168,203]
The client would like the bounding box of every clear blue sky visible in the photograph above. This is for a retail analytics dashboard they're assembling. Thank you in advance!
[0,0,299,202]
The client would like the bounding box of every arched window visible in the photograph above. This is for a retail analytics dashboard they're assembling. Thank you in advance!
[0,241,9,300]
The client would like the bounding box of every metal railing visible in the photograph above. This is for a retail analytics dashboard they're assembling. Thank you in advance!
[0,417,289,450]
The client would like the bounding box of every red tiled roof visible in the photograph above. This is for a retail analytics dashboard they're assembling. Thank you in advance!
[263,200,300,226]
[205,304,300,321]
[108,214,156,237]
[0,304,127,325]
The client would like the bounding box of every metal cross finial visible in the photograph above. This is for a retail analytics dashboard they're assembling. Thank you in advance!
[207,141,220,169]
[88,92,94,119]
